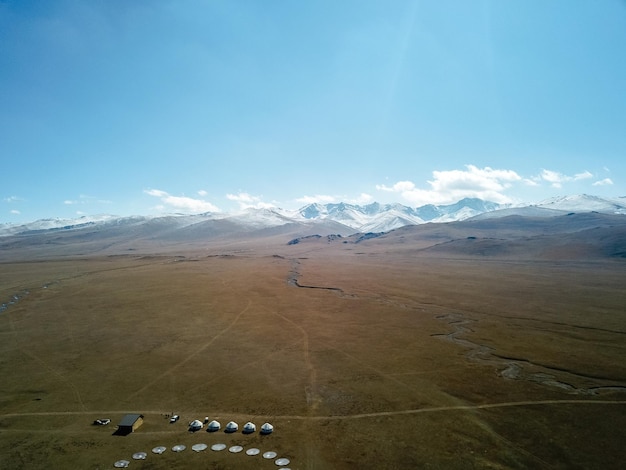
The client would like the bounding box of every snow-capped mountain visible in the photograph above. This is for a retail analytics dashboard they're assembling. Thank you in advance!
[1,195,624,238]
[296,202,425,231]
[294,198,504,231]
[225,207,296,228]
[532,194,626,214]
[0,214,120,236]
[416,198,504,223]
[472,195,626,220]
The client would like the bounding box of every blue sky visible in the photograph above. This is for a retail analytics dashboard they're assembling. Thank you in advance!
[1,0,625,222]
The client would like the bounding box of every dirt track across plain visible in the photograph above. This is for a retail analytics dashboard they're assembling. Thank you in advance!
[1,244,625,469]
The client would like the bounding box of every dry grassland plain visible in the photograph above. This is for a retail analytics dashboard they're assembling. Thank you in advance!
[1,238,625,469]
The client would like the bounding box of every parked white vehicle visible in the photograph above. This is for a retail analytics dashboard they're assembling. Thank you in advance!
[93,418,111,426]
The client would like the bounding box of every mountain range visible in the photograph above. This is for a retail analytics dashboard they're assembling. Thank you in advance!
[1,194,625,261]
[2,194,625,238]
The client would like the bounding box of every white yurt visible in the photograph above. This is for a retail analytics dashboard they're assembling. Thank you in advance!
[260,422,274,434]
[242,421,256,433]
[207,420,221,432]
[225,421,238,433]
[189,419,203,431]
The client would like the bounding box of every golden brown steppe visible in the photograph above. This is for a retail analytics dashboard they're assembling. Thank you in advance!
[1,242,625,469]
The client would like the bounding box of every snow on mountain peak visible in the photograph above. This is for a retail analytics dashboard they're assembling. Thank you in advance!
[535,194,626,214]
[1,195,623,238]
[226,207,294,228]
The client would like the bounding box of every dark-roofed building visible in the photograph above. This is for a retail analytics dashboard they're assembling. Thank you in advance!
[117,414,144,434]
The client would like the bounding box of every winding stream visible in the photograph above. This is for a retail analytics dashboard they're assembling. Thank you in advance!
[0,281,58,314]
[284,258,625,396]
[287,259,346,294]
[433,313,626,395]
[0,290,30,313]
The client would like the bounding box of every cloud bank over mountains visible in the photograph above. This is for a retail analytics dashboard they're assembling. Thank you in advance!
[140,165,616,215]
[535,169,594,188]
[4,195,624,240]
[144,189,220,213]
[376,165,522,205]
[2,165,618,223]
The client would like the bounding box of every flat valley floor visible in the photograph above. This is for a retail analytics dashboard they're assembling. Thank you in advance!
[1,241,625,469]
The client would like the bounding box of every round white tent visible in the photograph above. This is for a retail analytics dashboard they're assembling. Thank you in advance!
[242,421,256,433]
[225,421,238,433]
[189,419,204,431]
[207,419,221,432]
[260,422,274,434]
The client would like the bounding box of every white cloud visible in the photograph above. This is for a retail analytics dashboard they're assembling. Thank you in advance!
[537,169,564,188]
[535,169,593,188]
[574,170,593,181]
[295,194,337,205]
[377,165,521,205]
[226,192,274,210]
[377,181,416,193]
[593,178,613,186]
[4,196,23,203]
[144,189,220,213]
[197,189,208,196]
[10,209,20,214]
[347,193,373,204]
[63,195,111,206]
[226,192,254,204]
[293,193,372,206]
